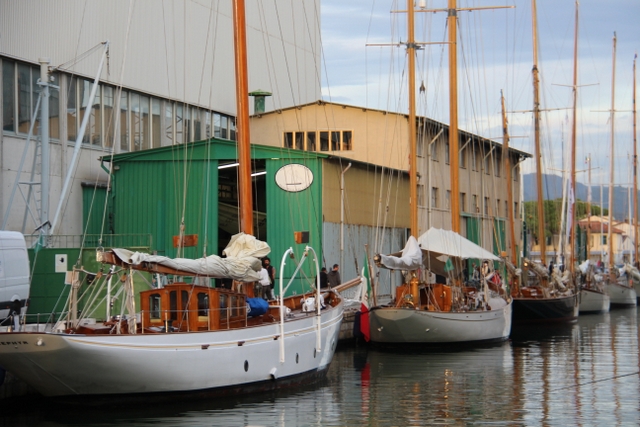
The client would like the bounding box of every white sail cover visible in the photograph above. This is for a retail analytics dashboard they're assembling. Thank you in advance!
[111,232,270,282]
[417,228,501,261]
[378,236,424,271]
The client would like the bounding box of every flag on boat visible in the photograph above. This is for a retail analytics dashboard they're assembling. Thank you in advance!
[359,254,372,342]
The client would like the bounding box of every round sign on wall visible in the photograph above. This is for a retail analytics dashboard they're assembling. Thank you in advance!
[274,164,314,192]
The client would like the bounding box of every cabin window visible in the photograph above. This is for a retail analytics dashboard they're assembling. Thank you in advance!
[181,290,189,315]
[219,294,228,318]
[198,293,209,316]
[230,296,238,317]
[149,294,161,320]
[169,291,178,320]
[284,132,293,148]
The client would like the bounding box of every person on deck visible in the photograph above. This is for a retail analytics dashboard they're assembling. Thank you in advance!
[262,257,276,300]
[318,267,329,289]
[328,264,341,288]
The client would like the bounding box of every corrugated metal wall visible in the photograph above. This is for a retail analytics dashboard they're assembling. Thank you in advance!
[0,0,320,114]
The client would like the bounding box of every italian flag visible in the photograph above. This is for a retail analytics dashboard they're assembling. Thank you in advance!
[359,255,372,342]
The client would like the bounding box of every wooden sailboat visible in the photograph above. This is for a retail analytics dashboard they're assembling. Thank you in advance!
[0,0,344,398]
[368,0,512,346]
[511,0,579,323]
[606,33,637,308]
[569,2,610,314]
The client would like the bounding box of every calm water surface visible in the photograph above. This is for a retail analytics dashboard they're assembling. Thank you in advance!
[1,308,638,426]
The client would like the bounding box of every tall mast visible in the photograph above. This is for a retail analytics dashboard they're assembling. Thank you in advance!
[531,0,546,265]
[408,0,418,236]
[501,92,517,264]
[232,0,253,235]
[633,54,638,265]
[569,1,579,270]
[448,0,460,233]
[608,33,617,272]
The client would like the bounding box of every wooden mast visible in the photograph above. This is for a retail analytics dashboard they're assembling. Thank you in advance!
[608,33,617,273]
[569,1,579,270]
[501,92,518,275]
[633,54,638,266]
[232,0,254,235]
[408,0,418,237]
[531,0,546,266]
[448,0,460,233]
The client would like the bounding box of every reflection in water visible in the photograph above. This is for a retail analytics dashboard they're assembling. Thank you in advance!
[1,309,639,426]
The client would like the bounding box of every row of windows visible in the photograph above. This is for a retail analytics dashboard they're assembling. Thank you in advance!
[2,57,236,151]
[424,186,518,218]
[421,137,518,181]
[283,130,353,152]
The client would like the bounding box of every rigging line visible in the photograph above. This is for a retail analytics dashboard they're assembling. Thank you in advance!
[96,0,135,250]
[54,43,105,72]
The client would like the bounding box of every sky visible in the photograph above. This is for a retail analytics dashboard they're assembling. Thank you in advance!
[319,0,640,193]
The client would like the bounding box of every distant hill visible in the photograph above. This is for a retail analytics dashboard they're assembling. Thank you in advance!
[522,173,638,221]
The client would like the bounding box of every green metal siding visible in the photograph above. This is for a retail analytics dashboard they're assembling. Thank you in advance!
[266,158,323,296]
[82,185,111,236]
[98,139,326,296]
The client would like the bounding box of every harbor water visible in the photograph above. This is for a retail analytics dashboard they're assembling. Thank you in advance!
[1,308,638,426]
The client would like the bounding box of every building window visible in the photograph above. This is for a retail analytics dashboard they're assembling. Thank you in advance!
[514,202,518,218]
[284,132,293,148]
[418,184,425,207]
[484,154,490,175]
[431,187,439,208]
[460,192,466,212]
[320,131,329,151]
[295,131,304,150]
[431,140,438,160]
[473,195,478,213]
[307,131,316,151]
[602,235,607,245]
[494,153,501,177]
[484,197,489,215]
[496,199,501,217]
[342,130,352,150]
[120,90,129,151]
[445,142,450,164]
[505,201,508,218]
[446,190,451,209]
[459,146,466,168]
[331,131,340,150]
[471,150,477,171]
[514,165,519,181]
[2,59,15,132]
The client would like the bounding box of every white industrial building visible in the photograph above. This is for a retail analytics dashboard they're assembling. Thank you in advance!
[0,0,321,238]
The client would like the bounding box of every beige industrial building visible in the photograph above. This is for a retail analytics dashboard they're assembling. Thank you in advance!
[250,100,531,267]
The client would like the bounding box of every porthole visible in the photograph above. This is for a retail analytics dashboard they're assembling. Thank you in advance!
[296,353,299,363]
[244,360,249,372]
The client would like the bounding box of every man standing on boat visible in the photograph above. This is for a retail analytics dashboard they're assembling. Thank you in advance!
[328,264,341,288]
[263,257,276,300]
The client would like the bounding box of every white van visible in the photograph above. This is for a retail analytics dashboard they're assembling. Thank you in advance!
[0,231,30,327]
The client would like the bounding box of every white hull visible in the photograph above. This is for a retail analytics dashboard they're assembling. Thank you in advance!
[368,301,512,344]
[608,282,637,307]
[579,288,610,314]
[0,304,343,397]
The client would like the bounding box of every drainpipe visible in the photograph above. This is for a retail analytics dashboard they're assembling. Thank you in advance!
[341,163,352,271]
